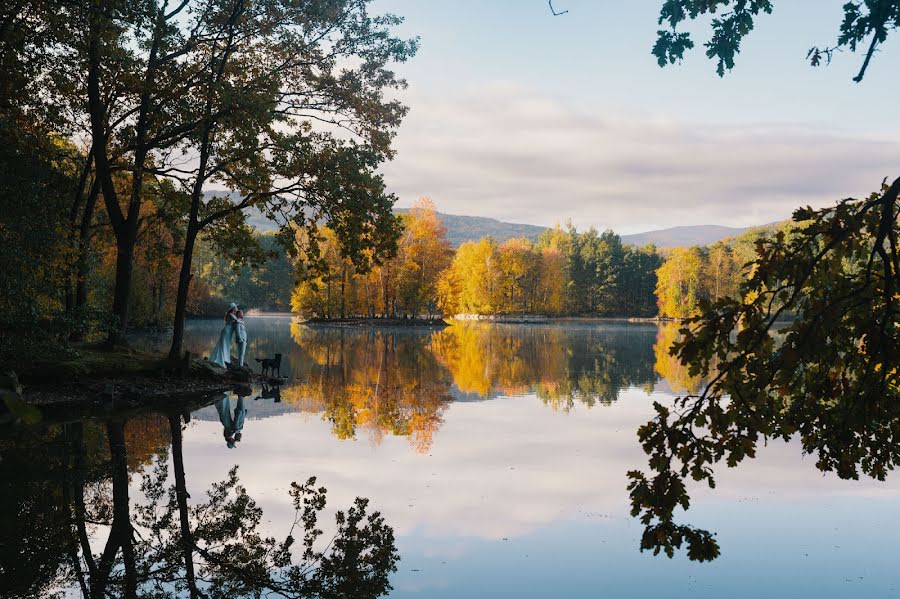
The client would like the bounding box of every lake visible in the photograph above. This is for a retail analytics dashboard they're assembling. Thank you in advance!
[4,316,900,598]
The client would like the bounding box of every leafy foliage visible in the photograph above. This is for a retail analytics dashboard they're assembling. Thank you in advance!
[653,0,900,81]
[654,0,773,75]
[0,118,85,365]
[628,177,900,561]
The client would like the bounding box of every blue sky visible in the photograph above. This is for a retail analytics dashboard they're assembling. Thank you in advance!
[371,0,900,233]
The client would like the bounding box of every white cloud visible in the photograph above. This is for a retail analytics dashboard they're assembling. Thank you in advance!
[383,84,900,233]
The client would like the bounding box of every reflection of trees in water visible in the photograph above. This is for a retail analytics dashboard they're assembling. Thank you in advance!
[430,324,658,410]
[280,322,702,448]
[0,414,399,598]
[652,324,703,395]
[287,324,451,453]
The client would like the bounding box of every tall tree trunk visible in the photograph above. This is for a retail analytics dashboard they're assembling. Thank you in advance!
[340,264,347,319]
[168,0,243,359]
[169,226,198,360]
[109,235,138,343]
[87,2,128,344]
[89,1,167,345]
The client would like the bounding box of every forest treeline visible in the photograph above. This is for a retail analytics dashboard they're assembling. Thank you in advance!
[289,199,785,320]
[56,193,785,329]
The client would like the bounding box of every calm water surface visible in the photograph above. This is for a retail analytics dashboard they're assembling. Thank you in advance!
[5,317,900,597]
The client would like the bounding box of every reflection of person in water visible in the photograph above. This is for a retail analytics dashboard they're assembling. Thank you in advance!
[215,393,248,448]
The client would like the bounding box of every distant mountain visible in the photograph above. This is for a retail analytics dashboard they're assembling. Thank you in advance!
[227,190,765,249]
[417,212,758,249]
[395,209,548,247]
[621,225,750,248]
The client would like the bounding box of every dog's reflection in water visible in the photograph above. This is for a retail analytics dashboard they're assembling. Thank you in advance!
[254,383,282,403]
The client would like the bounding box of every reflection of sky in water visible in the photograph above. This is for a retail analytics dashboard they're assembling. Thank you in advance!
[156,318,900,597]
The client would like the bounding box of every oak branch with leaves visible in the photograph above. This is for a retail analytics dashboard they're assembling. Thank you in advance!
[653,0,900,81]
[628,177,900,561]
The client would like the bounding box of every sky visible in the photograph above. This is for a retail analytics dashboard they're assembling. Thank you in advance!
[371,0,900,234]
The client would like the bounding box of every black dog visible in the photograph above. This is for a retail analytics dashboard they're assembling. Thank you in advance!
[255,353,282,378]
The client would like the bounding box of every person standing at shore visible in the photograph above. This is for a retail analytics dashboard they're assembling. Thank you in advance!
[209,303,238,367]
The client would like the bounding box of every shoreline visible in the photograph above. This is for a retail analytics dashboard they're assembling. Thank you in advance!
[299,317,450,329]
[293,315,682,327]
[5,346,268,423]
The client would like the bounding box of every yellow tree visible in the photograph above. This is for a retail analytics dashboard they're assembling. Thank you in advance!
[436,266,461,317]
[706,241,738,301]
[496,238,540,313]
[536,244,566,315]
[442,238,499,315]
[655,246,707,318]
[394,198,453,317]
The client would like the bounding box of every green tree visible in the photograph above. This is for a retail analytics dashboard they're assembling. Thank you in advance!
[165,0,416,357]
[0,121,83,365]
[620,244,662,317]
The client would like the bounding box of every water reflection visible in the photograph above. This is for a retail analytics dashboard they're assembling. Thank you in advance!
[7,319,900,597]
[430,323,658,407]
[0,412,398,598]
[279,322,662,450]
[134,319,667,450]
[286,325,453,453]
[653,323,703,395]
[269,322,665,452]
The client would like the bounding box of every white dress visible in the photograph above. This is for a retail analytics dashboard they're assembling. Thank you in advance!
[209,314,236,367]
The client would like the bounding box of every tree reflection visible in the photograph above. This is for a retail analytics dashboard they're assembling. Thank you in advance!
[280,322,664,449]
[0,413,399,598]
[652,324,703,395]
[286,325,451,453]
[430,323,658,410]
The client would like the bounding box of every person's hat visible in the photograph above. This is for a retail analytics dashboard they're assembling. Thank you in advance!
[229,302,238,310]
